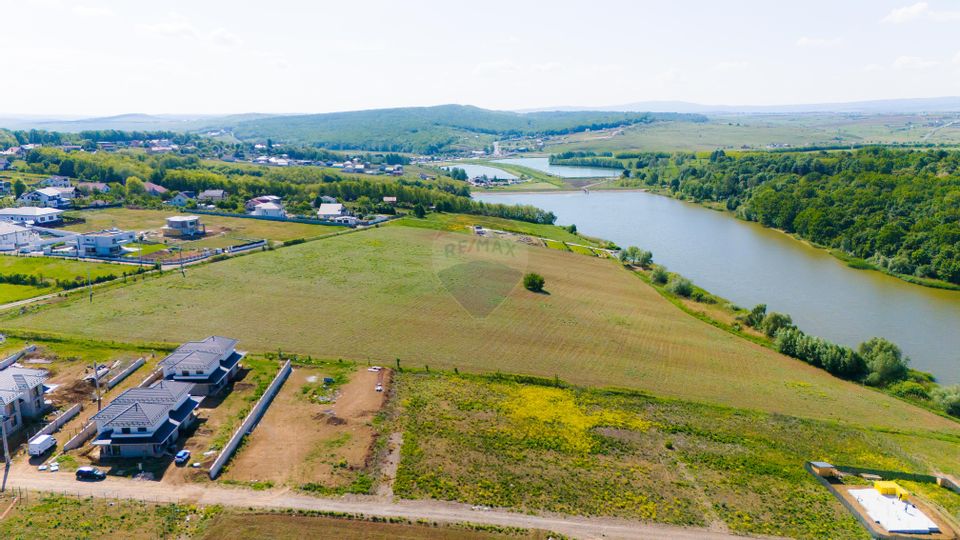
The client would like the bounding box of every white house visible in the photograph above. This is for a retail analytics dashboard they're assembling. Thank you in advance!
[0,366,48,435]
[158,336,244,396]
[91,380,201,459]
[40,175,72,188]
[19,187,70,208]
[252,202,285,218]
[316,203,347,219]
[53,186,76,200]
[245,195,281,212]
[333,215,360,226]
[0,207,64,225]
[0,221,41,251]
[162,215,204,238]
[318,195,337,204]
[78,228,136,257]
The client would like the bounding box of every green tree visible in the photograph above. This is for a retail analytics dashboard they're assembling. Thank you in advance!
[859,337,909,386]
[650,266,668,284]
[932,385,960,416]
[760,312,793,337]
[413,203,426,218]
[13,179,26,198]
[125,176,146,198]
[666,277,693,297]
[523,272,545,292]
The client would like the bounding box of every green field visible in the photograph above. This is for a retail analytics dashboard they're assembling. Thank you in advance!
[0,255,130,303]
[63,208,340,242]
[3,224,956,434]
[394,213,596,245]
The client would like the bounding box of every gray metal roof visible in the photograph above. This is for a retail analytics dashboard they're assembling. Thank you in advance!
[159,336,238,373]
[92,380,194,429]
[0,367,48,405]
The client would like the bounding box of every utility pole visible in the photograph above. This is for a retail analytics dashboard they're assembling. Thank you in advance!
[179,247,185,277]
[91,362,103,411]
[87,267,92,302]
[0,414,10,479]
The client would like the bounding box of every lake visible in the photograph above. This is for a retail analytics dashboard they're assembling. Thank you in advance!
[476,190,960,384]
[443,163,518,180]
[492,157,622,178]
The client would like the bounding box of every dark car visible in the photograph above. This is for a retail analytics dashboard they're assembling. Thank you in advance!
[75,466,106,481]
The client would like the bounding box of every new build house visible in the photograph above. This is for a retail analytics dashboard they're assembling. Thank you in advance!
[0,221,41,251]
[162,215,204,238]
[19,187,71,208]
[0,366,49,435]
[158,336,243,395]
[78,228,136,257]
[91,380,201,459]
[316,203,347,220]
[0,207,64,225]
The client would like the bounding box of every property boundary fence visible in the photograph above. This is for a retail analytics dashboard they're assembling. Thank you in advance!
[187,208,352,227]
[228,239,267,253]
[208,360,292,479]
[36,403,81,437]
[62,421,97,452]
[137,368,164,388]
[0,345,37,369]
[105,357,145,389]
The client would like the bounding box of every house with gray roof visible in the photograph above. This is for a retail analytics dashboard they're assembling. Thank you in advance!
[0,366,49,435]
[158,336,244,395]
[91,380,200,459]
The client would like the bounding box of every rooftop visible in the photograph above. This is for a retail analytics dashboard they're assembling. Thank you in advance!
[92,380,195,429]
[159,336,239,373]
[0,207,64,217]
[0,366,48,405]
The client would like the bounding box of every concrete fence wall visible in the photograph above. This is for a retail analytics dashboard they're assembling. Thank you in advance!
[62,421,98,452]
[105,358,145,389]
[137,368,164,389]
[0,345,37,370]
[37,403,81,437]
[187,208,351,227]
[208,360,291,479]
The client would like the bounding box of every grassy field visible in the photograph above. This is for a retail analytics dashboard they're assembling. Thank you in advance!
[393,213,597,246]
[0,255,131,303]
[395,371,923,539]
[63,207,340,242]
[3,224,956,434]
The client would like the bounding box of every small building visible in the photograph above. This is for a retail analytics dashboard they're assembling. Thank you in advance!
[78,181,110,194]
[0,158,10,171]
[197,189,227,202]
[158,336,244,396]
[316,203,347,220]
[169,191,196,207]
[78,228,136,257]
[0,221,41,251]
[245,195,281,212]
[0,206,64,225]
[40,175,72,188]
[318,195,337,204]
[53,186,76,200]
[143,181,168,196]
[19,187,70,208]
[162,215,204,238]
[382,196,398,204]
[810,461,837,478]
[91,380,201,459]
[0,366,48,435]
[333,215,360,226]
[252,202,285,218]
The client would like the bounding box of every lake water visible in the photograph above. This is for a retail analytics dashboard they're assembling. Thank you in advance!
[492,157,622,178]
[476,190,960,384]
[443,163,518,180]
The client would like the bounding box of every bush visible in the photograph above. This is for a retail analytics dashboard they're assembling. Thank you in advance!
[932,385,960,416]
[760,312,793,337]
[666,277,693,298]
[888,381,931,401]
[859,337,910,387]
[650,266,668,284]
[523,273,545,292]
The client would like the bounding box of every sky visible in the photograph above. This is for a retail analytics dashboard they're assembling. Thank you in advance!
[3,0,960,116]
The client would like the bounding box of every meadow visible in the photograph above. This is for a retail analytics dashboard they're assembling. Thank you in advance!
[3,223,957,434]
[392,213,596,245]
[0,255,131,303]
[393,372,960,539]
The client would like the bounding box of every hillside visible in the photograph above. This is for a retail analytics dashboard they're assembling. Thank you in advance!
[221,105,706,152]
[4,223,955,433]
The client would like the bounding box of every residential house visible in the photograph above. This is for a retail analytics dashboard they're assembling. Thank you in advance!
[158,336,244,396]
[59,145,83,152]
[0,158,10,171]
[169,191,195,207]
[318,195,337,204]
[19,187,70,208]
[40,176,72,188]
[53,186,76,200]
[316,203,347,220]
[0,180,11,196]
[382,196,398,204]
[0,366,48,435]
[91,381,201,459]
[143,182,168,196]
[0,221,41,251]
[245,195,281,212]
[162,215,204,238]
[0,207,64,225]
[333,215,360,226]
[197,189,227,202]
[251,202,285,218]
[78,181,110,194]
[78,228,136,257]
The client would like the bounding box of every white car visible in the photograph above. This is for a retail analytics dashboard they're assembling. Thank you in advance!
[375,383,383,392]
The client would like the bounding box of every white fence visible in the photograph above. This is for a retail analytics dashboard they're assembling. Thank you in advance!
[136,368,164,389]
[0,345,37,369]
[208,360,291,479]
[37,403,81,437]
[105,358,145,389]
[62,421,98,451]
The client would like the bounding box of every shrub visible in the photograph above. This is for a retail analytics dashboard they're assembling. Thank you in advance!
[932,385,960,416]
[859,337,910,387]
[523,273,545,292]
[666,277,693,297]
[650,266,668,284]
[888,381,930,401]
[760,312,793,337]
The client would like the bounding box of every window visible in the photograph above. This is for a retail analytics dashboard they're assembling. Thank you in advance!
[196,370,203,375]
[181,370,189,376]
[138,427,147,433]
[121,427,131,434]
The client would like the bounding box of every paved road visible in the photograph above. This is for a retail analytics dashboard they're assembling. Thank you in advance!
[4,471,762,540]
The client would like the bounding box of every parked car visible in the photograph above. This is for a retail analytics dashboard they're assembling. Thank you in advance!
[174,449,191,465]
[75,467,106,481]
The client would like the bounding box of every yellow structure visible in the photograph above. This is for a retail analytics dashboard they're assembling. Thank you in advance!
[874,481,910,501]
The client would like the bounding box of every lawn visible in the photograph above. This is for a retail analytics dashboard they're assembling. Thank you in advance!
[395,213,597,246]
[0,255,131,303]
[62,207,340,242]
[393,372,959,539]
[2,224,956,434]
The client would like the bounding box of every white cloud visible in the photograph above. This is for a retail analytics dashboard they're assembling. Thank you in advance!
[882,2,960,23]
[655,68,680,84]
[209,28,242,49]
[137,14,242,50]
[713,60,748,72]
[954,51,960,64]
[862,63,885,72]
[893,55,939,70]
[72,5,114,17]
[796,36,842,48]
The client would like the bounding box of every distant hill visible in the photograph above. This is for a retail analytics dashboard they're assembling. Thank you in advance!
[0,113,279,133]
[524,96,960,115]
[220,104,705,153]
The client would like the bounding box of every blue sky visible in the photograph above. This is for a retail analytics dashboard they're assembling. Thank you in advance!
[4,0,959,115]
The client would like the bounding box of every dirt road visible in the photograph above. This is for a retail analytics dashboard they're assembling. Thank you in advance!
[3,471,764,540]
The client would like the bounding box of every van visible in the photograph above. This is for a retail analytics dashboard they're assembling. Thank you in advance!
[27,434,56,456]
